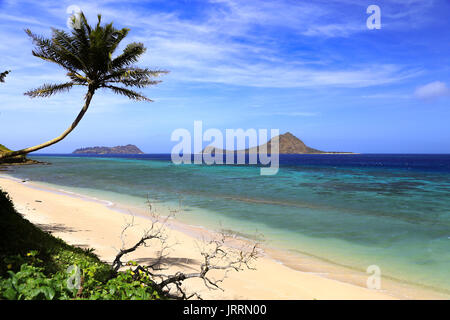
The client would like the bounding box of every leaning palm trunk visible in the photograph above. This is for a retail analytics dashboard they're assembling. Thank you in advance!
[1,87,94,160]
[1,13,166,161]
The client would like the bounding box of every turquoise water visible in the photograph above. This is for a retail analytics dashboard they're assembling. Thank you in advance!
[4,154,450,294]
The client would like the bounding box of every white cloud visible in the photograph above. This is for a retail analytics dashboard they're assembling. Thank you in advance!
[414,81,450,100]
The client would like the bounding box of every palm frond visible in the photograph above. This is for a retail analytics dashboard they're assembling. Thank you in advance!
[52,28,88,71]
[101,20,129,55]
[118,78,161,88]
[71,13,91,64]
[103,67,167,87]
[67,72,88,85]
[25,82,75,98]
[25,29,79,73]
[103,85,153,102]
[0,70,9,83]
[111,43,146,69]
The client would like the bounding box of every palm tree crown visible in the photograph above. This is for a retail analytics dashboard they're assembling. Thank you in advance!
[25,12,167,100]
[0,12,167,161]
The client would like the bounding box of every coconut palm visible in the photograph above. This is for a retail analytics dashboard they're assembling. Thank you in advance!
[0,12,167,160]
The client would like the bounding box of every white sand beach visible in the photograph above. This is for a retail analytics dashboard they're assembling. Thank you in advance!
[0,175,420,300]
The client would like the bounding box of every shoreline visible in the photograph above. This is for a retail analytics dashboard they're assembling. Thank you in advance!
[0,174,447,299]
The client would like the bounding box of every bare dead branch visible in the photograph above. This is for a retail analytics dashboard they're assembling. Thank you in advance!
[110,196,260,299]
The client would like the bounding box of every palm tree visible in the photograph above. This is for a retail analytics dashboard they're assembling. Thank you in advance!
[0,13,167,160]
[0,70,9,82]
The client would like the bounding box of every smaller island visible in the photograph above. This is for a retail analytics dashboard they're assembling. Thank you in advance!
[72,144,144,155]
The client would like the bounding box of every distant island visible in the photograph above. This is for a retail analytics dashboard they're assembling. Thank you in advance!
[203,132,355,154]
[73,144,144,155]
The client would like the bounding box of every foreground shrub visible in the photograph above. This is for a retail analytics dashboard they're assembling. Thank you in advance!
[0,189,161,300]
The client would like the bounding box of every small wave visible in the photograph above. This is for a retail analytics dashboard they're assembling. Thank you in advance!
[54,187,116,207]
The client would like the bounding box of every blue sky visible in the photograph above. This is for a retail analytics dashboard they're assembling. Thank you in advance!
[1,0,449,153]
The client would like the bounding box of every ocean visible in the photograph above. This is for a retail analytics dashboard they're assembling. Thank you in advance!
[4,154,450,296]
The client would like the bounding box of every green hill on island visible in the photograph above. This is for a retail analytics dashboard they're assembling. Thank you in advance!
[203,132,355,154]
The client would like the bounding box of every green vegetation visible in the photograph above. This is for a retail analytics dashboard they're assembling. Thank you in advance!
[0,144,11,154]
[0,144,34,164]
[0,189,162,300]
[0,12,167,160]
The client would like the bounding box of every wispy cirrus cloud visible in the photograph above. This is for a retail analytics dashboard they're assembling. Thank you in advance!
[0,0,427,93]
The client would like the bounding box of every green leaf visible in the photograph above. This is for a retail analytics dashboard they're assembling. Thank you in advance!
[3,287,17,300]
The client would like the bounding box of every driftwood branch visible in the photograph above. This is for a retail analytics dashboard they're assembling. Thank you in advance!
[111,197,260,299]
